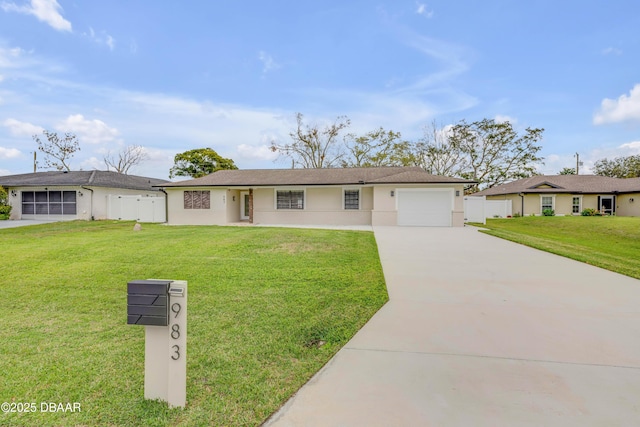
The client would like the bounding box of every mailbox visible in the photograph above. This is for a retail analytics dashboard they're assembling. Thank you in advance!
[127,280,171,326]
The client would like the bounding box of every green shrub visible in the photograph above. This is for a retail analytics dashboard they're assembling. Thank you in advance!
[581,208,597,216]
[0,186,11,220]
[512,212,522,218]
[542,209,555,216]
[0,204,11,220]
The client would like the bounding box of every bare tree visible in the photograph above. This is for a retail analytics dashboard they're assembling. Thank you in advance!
[449,119,544,192]
[414,121,469,176]
[33,130,80,171]
[104,145,148,174]
[270,113,351,168]
[342,128,414,168]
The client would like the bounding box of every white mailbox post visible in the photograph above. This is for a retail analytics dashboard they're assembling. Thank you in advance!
[127,279,187,408]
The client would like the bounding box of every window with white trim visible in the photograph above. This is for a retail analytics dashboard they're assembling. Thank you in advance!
[276,190,304,209]
[344,189,360,210]
[572,196,581,214]
[541,196,554,212]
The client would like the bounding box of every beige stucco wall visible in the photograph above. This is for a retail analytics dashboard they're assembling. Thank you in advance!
[617,193,640,216]
[165,184,467,227]
[226,189,241,222]
[166,188,226,225]
[252,186,374,225]
[7,186,162,220]
[487,193,633,216]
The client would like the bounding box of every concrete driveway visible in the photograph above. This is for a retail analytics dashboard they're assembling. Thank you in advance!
[264,226,640,426]
[0,219,56,229]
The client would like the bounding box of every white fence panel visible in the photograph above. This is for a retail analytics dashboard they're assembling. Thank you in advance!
[463,196,486,224]
[486,200,512,218]
[464,197,513,223]
[107,195,166,223]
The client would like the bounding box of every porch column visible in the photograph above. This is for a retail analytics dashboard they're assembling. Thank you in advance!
[249,188,254,224]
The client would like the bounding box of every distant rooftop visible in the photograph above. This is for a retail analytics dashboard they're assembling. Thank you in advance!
[0,170,170,191]
[159,167,476,187]
[475,175,640,196]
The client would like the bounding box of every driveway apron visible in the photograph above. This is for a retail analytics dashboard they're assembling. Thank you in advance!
[264,226,640,426]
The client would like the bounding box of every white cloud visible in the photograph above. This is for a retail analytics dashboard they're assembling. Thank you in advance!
[602,47,622,56]
[80,156,103,171]
[56,114,120,144]
[237,144,278,162]
[2,118,43,136]
[0,146,21,159]
[1,0,72,32]
[594,84,640,125]
[619,140,640,154]
[542,140,640,175]
[495,115,517,125]
[415,2,434,18]
[258,51,281,75]
[83,27,116,51]
[106,35,115,51]
[0,45,28,68]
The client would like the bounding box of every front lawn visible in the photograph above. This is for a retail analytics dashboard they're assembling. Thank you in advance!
[0,221,388,427]
[478,216,640,280]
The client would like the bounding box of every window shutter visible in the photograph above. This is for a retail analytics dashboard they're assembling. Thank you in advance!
[202,191,210,209]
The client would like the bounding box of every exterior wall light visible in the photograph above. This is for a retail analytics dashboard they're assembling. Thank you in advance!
[390,190,395,197]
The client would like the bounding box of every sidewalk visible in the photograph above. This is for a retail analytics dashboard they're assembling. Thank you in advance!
[263,226,640,426]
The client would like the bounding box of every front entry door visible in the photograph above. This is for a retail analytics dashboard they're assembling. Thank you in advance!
[600,196,615,215]
[240,191,250,220]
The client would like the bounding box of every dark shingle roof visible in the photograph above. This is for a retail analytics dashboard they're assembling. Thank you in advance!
[0,171,169,191]
[475,175,640,196]
[159,167,476,187]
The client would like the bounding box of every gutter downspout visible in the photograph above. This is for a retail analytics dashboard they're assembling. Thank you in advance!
[518,192,524,216]
[160,188,169,223]
[80,186,94,220]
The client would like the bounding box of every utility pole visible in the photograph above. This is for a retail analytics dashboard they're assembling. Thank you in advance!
[33,151,37,173]
[575,152,582,175]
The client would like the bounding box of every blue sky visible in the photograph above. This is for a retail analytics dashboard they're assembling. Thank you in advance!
[0,0,639,179]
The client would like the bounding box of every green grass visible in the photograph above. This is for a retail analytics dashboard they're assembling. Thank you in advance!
[0,221,388,426]
[477,216,640,279]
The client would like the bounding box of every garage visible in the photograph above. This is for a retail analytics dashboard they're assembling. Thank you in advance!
[397,189,453,226]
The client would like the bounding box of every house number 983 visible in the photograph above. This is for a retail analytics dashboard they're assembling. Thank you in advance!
[171,302,181,360]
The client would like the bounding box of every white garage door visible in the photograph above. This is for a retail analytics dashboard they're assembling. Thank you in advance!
[397,189,453,226]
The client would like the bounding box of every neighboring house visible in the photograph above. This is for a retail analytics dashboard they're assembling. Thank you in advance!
[0,171,170,221]
[474,175,640,216]
[157,167,475,227]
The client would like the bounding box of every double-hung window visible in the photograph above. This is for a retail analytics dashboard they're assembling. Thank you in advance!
[541,195,554,212]
[572,196,581,214]
[276,190,304,209]
[344,189,360,210]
